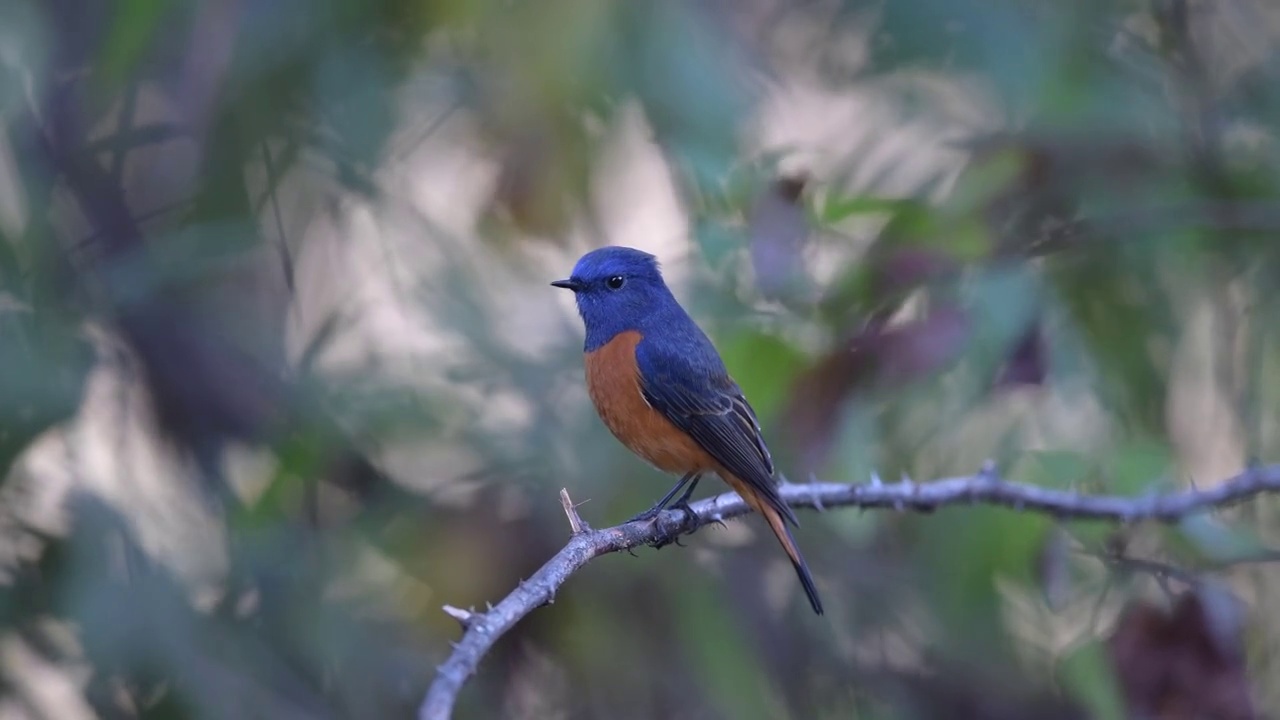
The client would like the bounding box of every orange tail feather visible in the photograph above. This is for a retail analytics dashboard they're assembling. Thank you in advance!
[728,477,824,615]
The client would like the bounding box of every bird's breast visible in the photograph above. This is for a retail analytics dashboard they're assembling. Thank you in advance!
[584,330,714,474]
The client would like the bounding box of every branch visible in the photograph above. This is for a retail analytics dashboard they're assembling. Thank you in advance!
[417,463,1280,720]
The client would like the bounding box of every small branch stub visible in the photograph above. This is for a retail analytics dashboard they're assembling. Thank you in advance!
[441,605,475,629]
[559,488,588,534]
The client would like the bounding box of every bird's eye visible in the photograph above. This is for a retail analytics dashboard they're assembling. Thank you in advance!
[606,275,625,290]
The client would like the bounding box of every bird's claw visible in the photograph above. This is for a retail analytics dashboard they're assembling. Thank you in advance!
[671,500,698,532]
[650,534,684,550]
[646,500,700,550]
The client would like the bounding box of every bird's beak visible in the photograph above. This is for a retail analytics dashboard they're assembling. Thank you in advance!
[551,278,581,291]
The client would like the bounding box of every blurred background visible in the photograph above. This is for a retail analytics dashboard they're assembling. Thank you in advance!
[1,0,1279,717]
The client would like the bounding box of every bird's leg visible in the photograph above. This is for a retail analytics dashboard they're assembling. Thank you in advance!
[626,472,700,523]
[650,476,705,549]
[668,475,701,520]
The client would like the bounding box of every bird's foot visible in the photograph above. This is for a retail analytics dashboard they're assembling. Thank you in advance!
[628,498,697,524]
[670,498,698,529]
[648,499,699,550]
[650,533,684,550]
[626,472,701,525]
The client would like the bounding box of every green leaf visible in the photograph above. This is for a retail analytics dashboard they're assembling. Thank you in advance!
[693,217,742,270]
[1047,247,1173,436]
[1058,640,1126,720]
[961,262,1042,375]
[717,329,807,421]
[818,195,916,225]
[618,0,753,193]
[675,581,780,720]
[1105,438,1173,496]
[918,507,1049,657]
[314,45,397,169]
[99,0,172,84]
[1019,450,1094,489]
[1178,515,1274,564]
[0,230,22,291]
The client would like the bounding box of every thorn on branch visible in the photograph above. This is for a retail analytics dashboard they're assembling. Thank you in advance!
[808,474,826,512]
[979,459,999,481]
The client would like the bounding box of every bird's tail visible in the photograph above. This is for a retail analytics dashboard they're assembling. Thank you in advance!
[728,477,824,615]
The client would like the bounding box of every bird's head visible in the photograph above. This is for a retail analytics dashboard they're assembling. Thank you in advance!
[552,246,672,350]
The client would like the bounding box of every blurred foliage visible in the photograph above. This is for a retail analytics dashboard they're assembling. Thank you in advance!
[0,0,1279,718]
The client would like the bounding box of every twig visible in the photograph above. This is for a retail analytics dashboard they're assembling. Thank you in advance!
[1091,550,1197,597]
[1082,545,1280,589]
[558,488,589,534]
[417,463,1280,720]
[261,141,296,298]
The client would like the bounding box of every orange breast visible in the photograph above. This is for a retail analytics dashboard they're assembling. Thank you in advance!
[584,330,716,475]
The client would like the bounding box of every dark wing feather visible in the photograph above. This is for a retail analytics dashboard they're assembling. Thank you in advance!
[636,340,798,526]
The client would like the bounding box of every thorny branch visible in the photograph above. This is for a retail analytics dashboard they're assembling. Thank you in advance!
[418,463,1280,720]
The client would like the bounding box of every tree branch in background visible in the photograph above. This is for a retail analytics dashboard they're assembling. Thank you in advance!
[418,463,1280,719]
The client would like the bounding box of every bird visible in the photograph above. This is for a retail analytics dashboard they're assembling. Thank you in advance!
[553,246,824,615]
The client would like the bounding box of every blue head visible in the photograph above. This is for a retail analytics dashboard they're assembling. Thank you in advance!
[552,246,680,351]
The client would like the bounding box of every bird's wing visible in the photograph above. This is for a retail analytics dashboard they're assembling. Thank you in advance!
[636,338,798,526]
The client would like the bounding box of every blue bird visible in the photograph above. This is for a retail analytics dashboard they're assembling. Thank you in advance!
[553,246,823,614]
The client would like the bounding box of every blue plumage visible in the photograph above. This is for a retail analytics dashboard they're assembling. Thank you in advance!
[554,247,690,353]
[553,245,823,615]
